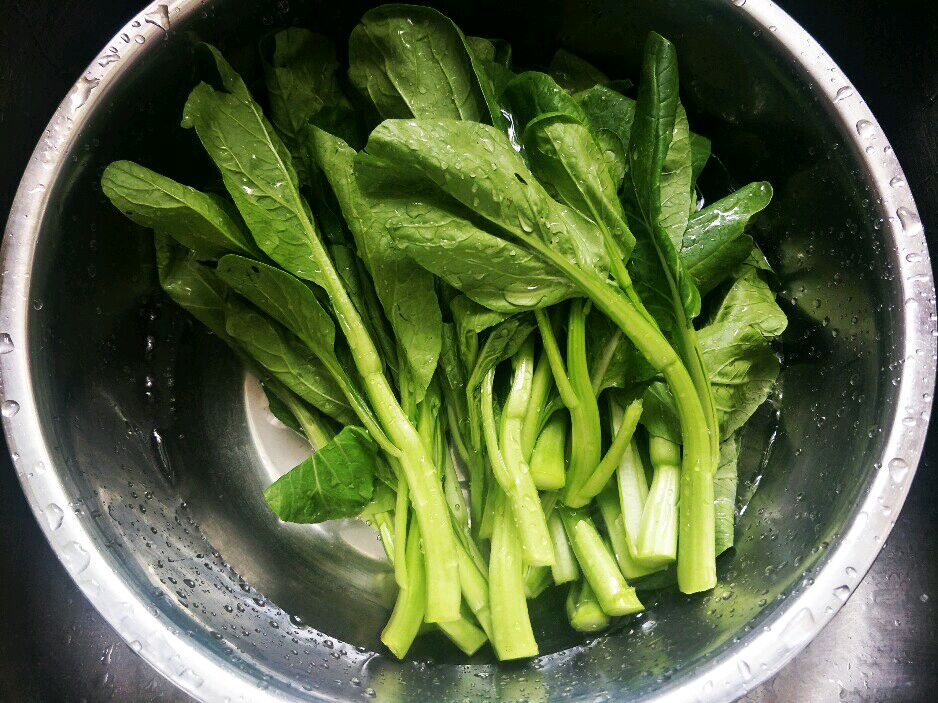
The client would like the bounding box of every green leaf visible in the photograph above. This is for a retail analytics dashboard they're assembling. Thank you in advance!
[523,113,635,258]
[217,254,337,359]
[714,436,738,555]
[181,60,324,284]
[689,132,711,189]
[465,315,536,446]
[353,151,577,313]
[659,104,694,247]
[576,85,637,181]
[698,267,787,438]
[502,71,587,131]
[261,28,357,155]
[624,34,700,329]
[359,118,609,283]
[348,4,503,127]
[587,313,655,393]
[680,182,773,295]
[225,300,354,424]
[628,33,680,231]
[640,381,681,443]
[548,49,609,93]
[307,127,441,399]
[330,244,398,375]
[450,295,508,370]
[102,161,260,260]
[264,426,378,523]
[263,384,304,435]
[153,234,231,340]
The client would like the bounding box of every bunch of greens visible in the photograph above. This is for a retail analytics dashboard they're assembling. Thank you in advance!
[101,4,785,661]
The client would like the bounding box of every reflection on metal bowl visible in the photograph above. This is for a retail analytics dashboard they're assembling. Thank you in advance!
[0,0,933,701]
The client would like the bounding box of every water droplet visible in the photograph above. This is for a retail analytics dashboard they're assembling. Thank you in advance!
[890,176,905,188]
[2,400,20,417]
[834,86,854,102]
[855,120,875,138]
[846,566,857,578]
[833,584,850,601]
[133,35,146,45]
[920,593,929,603]
[62,541,90,575]
[178,669,204,688]
[640,619,657,633]
[0,333,14,353]
[732,0,746,6]
[887,457,909,482]
[896,207,922,236]
[45,503,64,530]
[144,4,171,30]
[778,607,815,651]
[98,53,120,67]
[70,75,101,111]
[738,659,752,681]
[129,640,143,653]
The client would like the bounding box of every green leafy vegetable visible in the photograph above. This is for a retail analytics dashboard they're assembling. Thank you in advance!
[103,161,260,260]
[264,426,378,523]
[105,12,787,661]
[348,4,503,127]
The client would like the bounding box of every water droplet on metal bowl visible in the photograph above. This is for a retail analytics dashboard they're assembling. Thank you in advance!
[2,400,21,417]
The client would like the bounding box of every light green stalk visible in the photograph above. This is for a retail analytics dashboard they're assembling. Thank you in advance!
[482,356,554,567]
[489,491,539,660]
[559,507,643,617]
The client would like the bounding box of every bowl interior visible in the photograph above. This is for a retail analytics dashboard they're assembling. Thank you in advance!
[21,0,903,699]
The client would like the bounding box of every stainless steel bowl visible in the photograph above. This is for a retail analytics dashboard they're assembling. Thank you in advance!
[1,1,934,701]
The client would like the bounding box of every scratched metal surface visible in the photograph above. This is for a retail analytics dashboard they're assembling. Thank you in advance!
[0,0,935,700]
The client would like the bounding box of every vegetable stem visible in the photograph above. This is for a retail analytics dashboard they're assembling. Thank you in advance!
[482,363,554,567]
[489,491,539,660]
[559,507,643,616]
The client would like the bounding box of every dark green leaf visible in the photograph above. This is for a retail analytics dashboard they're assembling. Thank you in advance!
[576,85,637,180]
[698,267,787,438]
[359,118,609,283]
[225,300,354,424]
[263,384,304,435]
[307,126,441,398]
[102,161,260,260]
[680,182,773,295]
[659,104,693,246]
[689,133,711,189]
[348,5,503,127]
[153,234,231,340]
[353,151,577,313]
[217,254,337,358]
[587,313,655,393]
[624,34,700,333]
[261,28,355,154]
[548,49,609,93]
[503,71,587,131]
[628,32,680,230]
[264,426,377,523]
[523,113,635,258]
[181,54,325,284]
[640,381,680,443]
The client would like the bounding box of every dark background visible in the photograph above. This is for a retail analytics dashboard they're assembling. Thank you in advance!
[1,0,935,701]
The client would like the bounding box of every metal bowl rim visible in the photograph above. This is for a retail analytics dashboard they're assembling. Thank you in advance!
[0,1,934,701]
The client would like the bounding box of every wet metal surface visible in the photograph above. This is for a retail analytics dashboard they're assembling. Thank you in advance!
[0,0,936,701]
